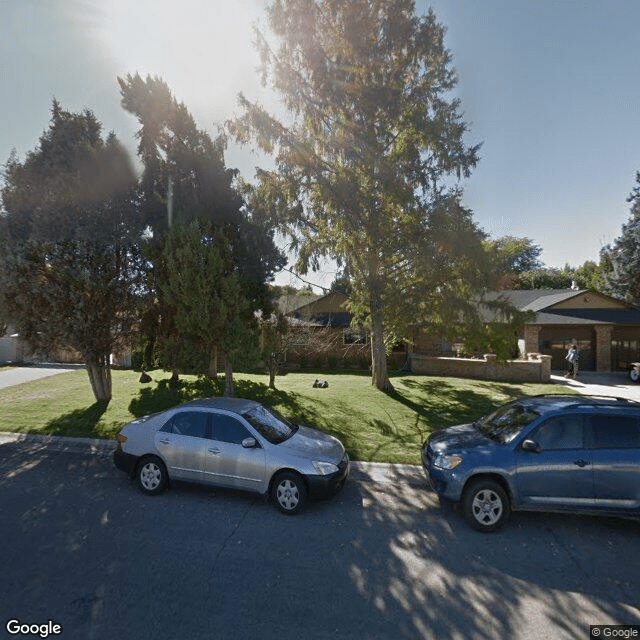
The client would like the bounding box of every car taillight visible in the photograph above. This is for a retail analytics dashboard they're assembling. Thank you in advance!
[116,433,128,444]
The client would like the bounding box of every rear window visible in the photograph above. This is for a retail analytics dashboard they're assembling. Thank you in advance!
[160,411,208,439]
[589,414,640,449]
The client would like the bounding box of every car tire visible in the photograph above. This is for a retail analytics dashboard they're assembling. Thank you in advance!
[136,456,168,495]
[271,471,307,515]
[462,479,509,532]
[630,367,640,383]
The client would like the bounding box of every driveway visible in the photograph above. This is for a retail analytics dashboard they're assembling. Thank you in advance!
[0,364,83,389]
[551,371,640,400]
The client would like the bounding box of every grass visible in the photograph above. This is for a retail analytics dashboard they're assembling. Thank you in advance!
[0,368,576,465]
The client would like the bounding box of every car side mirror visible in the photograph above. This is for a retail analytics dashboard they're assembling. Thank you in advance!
[242,437,258,449]
[521,439,540,453]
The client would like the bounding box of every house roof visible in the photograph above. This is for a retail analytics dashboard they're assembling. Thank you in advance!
[487,289,640,325]
[277,293,322,315]
[285,287,640,328]
[285,291,352,327]
[483,289,588,311]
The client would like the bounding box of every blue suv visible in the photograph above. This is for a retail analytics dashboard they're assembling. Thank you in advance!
[421,395,640,532]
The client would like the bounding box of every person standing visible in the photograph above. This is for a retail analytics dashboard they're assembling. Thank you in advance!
[564,344,579,379]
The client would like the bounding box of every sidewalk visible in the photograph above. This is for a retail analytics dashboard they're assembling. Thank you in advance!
[0,364,84,390]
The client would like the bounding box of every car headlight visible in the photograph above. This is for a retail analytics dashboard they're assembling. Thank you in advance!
[433,454,463,470]
[313,461,339,475]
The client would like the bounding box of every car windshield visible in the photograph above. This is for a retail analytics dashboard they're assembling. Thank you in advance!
[243,405,298,444]
[475,403,540,444]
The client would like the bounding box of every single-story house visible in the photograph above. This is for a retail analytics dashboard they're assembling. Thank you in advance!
[284,289,640,373]
[492,289,640,372]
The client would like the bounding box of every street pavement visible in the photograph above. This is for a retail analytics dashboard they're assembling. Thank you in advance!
[0,438,638,640]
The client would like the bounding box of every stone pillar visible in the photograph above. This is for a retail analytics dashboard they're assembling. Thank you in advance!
[523,325,541,356]
[539,355,552,381]
[594,325,613,372]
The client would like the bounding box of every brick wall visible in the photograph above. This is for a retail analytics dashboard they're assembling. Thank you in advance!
[408,353,552,382]
[594,325,613,373]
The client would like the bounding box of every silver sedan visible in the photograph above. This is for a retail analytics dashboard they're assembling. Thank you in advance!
[113,397,349,514]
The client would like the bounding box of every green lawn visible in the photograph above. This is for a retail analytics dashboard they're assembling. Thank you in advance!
[0,368,575,465]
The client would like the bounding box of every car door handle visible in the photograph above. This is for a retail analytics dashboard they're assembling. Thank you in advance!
[159,439,171,445]
[573,458,589,467]
[208,448,221,454]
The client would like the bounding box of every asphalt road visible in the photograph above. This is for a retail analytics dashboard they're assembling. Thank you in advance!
[1,440,638,640]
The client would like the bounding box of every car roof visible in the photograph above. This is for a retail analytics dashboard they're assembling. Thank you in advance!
[516,394,640,415]
[178,397,262,414]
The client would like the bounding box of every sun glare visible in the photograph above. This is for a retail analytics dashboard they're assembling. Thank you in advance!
[101,0,263,121]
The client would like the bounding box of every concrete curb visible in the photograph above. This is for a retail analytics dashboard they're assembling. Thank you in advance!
[0,432,428,487]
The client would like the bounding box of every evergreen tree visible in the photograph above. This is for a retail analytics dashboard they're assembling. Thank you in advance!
[118,75,285,381]
[602,172,640,305]
[0,102,144,402]
[232,0,484,390]
[162,221,259,396]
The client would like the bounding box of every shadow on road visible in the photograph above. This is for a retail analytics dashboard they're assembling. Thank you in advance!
[0,439,638,639]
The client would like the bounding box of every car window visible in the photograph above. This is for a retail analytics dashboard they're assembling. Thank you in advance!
[212,413,252,445]
[160,411,208,438]
[589,414,640,449]
[531,416,584,450]
[242,405,297,444]
[476,403,540,444]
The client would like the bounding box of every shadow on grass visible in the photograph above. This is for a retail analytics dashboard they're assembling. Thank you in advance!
[128,375,314,422]
[42,401,110,438]
[388,377,523,433]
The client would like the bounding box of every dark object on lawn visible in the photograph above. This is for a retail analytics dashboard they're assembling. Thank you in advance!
[139,372,152,383]
[313,379,329,388]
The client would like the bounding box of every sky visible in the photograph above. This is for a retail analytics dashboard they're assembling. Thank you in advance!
[2,0,640,291]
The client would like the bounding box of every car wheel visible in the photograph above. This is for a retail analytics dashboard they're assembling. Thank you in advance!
[136,456,168,495]
[462,479,509,532]
[630,367,640,383]
[271,471,307,515]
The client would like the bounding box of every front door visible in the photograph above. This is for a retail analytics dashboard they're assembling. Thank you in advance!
[516,415,594,508]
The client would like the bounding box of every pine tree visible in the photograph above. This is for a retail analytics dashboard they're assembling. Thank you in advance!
[232,0,485,390]
[602,172,640,305]
[0,102,144,402]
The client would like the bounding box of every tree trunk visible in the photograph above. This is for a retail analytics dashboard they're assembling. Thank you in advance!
[209,346,218,379]
[224,358,235,397]
[84,352,112,402]
[370,302,393,392]
[268,357,277,389]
